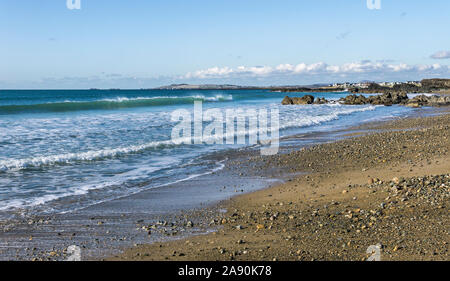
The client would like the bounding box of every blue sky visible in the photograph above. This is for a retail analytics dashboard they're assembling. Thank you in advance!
[1,0,449,88]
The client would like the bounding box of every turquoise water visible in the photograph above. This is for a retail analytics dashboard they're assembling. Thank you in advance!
[0,89,414,216]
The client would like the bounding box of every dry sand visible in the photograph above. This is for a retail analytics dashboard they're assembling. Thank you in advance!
[109,110,450,261]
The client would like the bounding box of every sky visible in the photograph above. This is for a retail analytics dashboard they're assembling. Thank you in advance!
[0,0,449,89]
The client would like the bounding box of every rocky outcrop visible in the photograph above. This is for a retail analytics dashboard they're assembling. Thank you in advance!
[349,83,421,94]
[313,97,328,104]
[281,96,294,105]
[281,95,315,105]
[340,94,369,105]
[350,79,450,95]
[421,79,450,89]
[406,95,450,107]
[282,93,450,107]
[341,92,409,106]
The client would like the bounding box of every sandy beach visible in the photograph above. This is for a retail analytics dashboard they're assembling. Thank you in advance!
[3,1,450,267]
[110,108,449,261]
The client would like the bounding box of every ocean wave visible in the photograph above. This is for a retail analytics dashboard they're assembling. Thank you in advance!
[0,140,176,171]
[278,104,377,130]
[100,95,233,102]
[0,95,234,115]
[0,104,376,171]
[0,161,226,212]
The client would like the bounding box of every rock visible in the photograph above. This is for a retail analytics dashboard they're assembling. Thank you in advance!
[340,94,368,105]
[281,95,315,105]
[281,96,293,105]
[390,92,409,104]
[406,102,421,108]
[314,97,329,104]
[407,94,450,107]
[283,90,449,108]
[292,95,315,105]
[421,78,450,89]
[427,95,450,106]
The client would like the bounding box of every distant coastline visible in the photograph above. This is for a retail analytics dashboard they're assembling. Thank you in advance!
[154,78,450,94]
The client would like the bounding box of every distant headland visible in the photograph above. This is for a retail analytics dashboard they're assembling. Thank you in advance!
[154,78,450,94]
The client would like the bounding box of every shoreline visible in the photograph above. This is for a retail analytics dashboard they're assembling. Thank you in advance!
[109,108,449,261]
[0,106,448,261]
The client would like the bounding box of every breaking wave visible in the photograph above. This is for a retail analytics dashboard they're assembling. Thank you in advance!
[0,104,376,171]
[0,95,234,114]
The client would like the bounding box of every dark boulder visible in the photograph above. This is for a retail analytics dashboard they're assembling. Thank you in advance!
[421,78,450,89]
[282,93,450,107]
[314,97,328,104]
[407,95,450,107]
[281,95,317,105]
[292,95,315,105]
[281,96,294,105]
[339,94,368,105]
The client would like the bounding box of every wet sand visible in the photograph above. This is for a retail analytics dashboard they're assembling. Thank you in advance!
[110,109,450,261]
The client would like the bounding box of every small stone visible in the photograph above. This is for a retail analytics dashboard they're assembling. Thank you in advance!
[256,224,265,230]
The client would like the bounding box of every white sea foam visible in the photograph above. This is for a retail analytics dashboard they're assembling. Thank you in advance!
[0,104,376,171]
[0,91,410,216]
[278,104,376,130]
[0,160,226,212]
[0,139,176,171]
[101,95,233,102]
[54,95,234,104]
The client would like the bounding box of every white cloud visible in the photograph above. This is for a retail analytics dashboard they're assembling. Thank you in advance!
[430,51,450,59]
[184,65,274,79]
[182,61,450,80]
[4,61,448,89]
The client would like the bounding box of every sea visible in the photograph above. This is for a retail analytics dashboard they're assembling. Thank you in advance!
[0,89,415,219]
